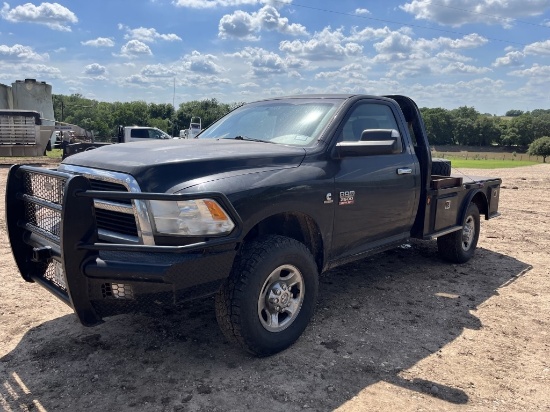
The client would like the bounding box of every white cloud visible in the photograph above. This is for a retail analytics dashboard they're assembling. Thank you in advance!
[219,10,258,40]
[83,63,107,76]
[509,64,550,78]
[492,51,524,67]
[19,63,60,74]
[230,46,308,77]
[219,5,307,40]
[373,31,414,55]
[436,51,473,62]
[438,33,488,49]
[348,26,393,42]
[355,8,370,16]
[181,51,225,74]
[81,37,115,47]
[1,2,77,32]
[173,0,291,9]
[315,63,366,80]
[118,40,153,58]
[441,62,491,74]
[119,25,182,43]
[400,0,547,28]
[141,64,177,78]
[279,27,363,60]
[524,40,550,56]
[0,43,48,61]
[124,74,151,86]
[173,0,256,8]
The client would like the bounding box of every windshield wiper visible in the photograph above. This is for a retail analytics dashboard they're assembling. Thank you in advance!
[226,135,274,143]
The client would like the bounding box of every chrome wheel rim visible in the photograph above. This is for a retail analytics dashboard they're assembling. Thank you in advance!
[461,215,475,251]
[257,264,305,332]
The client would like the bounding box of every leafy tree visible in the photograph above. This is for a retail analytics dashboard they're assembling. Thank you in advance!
[452,118,477,145]
[420,108,455,145]
[148,103,174,121]
[531,109,550,117]
[505,109,524,117]
[508,114,535,147]
[532,114,550,139]
[176,98,233,132]
[450,106,479,121]
[528,136,550,162]
[474,116,501,146]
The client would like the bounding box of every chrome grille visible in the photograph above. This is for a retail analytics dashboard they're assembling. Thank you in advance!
[88,178,139,241]
[89,179,132,205]
[58,164,155,245]
[95,208,138,237]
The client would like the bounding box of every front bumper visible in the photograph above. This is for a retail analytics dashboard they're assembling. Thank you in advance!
[5,165,240,326]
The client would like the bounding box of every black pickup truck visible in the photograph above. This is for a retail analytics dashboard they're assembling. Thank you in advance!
[6,94,501,356]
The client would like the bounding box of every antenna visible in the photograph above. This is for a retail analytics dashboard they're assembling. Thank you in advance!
[172,77,176,137]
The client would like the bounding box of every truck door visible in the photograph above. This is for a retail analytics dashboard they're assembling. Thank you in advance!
[331,100,419,259]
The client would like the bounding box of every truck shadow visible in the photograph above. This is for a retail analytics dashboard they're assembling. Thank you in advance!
[0,241,530,411]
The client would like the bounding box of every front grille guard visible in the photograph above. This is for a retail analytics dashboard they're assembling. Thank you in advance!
[6,164,242,326]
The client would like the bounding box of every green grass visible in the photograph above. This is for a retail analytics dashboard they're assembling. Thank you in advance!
[46,148,63,159]
[442,156,538,169]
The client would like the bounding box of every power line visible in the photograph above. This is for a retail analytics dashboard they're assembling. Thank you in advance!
[276,1,542,47]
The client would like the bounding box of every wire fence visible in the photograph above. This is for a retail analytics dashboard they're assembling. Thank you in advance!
[432,151,544,163]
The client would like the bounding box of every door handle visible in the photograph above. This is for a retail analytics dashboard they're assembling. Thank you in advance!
[397,168,412,175]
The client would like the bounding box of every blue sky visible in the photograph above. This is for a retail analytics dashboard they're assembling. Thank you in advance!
[1,0,550,114]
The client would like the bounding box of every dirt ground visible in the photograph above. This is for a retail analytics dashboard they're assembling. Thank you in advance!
[0,161,548,412]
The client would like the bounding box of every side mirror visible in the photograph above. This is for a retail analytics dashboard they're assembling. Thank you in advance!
[335,129,403,157]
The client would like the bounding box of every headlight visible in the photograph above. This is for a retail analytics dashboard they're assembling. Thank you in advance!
[149,199,235,236]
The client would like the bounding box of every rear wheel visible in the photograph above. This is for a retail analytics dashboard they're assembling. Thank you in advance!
[437,203,480,263]
[215,235,318,356]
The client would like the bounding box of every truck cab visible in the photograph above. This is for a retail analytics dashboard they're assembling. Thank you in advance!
[117,126,172,143]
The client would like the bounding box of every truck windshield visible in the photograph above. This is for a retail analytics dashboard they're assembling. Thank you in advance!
[199,98,343,146]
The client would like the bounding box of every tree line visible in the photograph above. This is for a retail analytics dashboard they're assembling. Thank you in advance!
[420,106,550,148]
[55,94,550,149]
[54,94,243,139]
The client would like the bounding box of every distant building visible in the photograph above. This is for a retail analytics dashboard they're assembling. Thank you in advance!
[0,79,55,125]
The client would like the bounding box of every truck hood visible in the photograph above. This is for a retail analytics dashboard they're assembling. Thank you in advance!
[61,139,307,192]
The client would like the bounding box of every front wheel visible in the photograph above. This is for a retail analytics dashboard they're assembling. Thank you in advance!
[437,202,480,263]
[215,235,319,356]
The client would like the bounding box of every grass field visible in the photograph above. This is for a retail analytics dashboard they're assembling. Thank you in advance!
[46,148,63,159]
[433,150,544,169]
[442,157,539,169]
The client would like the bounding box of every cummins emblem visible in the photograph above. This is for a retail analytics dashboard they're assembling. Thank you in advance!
[445,200,451,210]
[324,193,333,204]
[339,191,355,205]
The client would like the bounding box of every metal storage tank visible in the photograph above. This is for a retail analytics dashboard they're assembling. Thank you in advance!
[0,83,13,110]
[12,79,55,126]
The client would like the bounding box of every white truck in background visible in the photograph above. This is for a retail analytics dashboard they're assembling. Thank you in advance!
[116,125,172,142]
[64,125,174,158]
[179,117,202,139]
